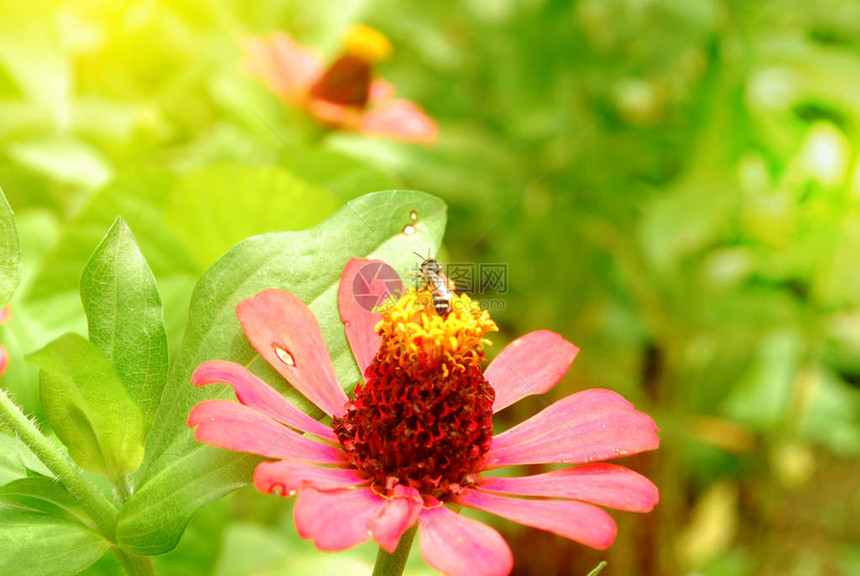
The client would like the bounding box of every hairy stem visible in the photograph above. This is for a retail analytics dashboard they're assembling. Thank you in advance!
[0,387,118,539]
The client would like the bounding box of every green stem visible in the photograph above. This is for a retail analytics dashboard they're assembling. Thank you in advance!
[111,474,133,506]
[114,548,156,576]
[372,524,418,576]
[0,387,118,539]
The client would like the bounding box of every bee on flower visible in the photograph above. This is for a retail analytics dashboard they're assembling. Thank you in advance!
[414,253,455,316]
[188,259,659,576]
[241,25,438,143]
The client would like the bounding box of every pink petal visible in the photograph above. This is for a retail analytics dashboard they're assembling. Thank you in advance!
[0,343,7,378]
[306,98,362,129]
[484,389,659,468]
[188,400,345,464]
[294,487,384,551]
[368,79,395,103]
[0,306,10,324]
[253,461,369,495]
[368,485,422,553]
[240,32,322,100]
[456,489,617,550]
[478,463,658,513]
[192,360,336,441]
[338,259,402,376]
[418,502,513,576]
[236,289,349,417]
[486,330,579,413]
[361,100,438,143]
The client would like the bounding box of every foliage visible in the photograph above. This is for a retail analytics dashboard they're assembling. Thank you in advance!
[0,1,859,575]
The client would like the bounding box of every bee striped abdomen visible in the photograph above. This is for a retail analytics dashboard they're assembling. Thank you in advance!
[432,293,452,316]
[418,256,454,317]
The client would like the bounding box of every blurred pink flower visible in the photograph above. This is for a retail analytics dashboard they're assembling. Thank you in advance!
[241,30,437,143]
[188,259,658,576]
[0,306,10,377]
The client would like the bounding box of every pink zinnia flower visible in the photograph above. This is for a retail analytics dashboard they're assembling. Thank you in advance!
[241,26,438,143]
[188,259,659,576]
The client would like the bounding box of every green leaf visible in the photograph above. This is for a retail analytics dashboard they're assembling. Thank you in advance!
[799,368,860,455]
[0,186,22,306]
[117,190,446,555]
[586,561,608,576]
[638,181,732,271]
[0,506,110,576]
[722,331,800,430]
[0,433,52,485]
[162,164,342,271]
[81,217,168,429]
[120,447,252,564]
[0,477,93,529]
[150,487,230,576]
[25,170,197,306]
[23,166,345,353]
[27,334,147,478]
[7,137,111,189]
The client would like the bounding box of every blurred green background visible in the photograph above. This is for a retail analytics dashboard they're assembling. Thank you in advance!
[2,0,860,574]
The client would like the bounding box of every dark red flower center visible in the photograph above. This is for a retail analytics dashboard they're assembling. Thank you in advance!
[332,288,498,499]
[309,55,372,108]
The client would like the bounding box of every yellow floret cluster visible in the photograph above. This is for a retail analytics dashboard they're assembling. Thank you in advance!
[375,288,498,377]
[343,24,392,63]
